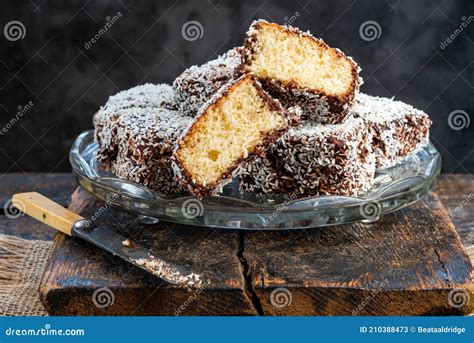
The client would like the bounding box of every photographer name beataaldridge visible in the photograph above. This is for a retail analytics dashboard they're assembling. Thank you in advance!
[417,326,466,335]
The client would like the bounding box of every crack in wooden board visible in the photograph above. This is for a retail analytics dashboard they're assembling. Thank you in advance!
[39,188,473,315]
[40,187,257,315]
[243,192,473,315]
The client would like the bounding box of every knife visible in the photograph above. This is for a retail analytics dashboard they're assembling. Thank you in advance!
[12,192,202,288]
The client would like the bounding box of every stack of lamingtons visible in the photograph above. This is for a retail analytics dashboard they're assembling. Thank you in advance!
[94,20,431,199]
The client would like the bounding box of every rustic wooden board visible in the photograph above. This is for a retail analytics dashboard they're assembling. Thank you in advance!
[39,186,473,315]
[244,192,473,315]
[40,188,257,315]
[2,173,472,253]
[0,216,58,241]
[0,173,76,208]
[2,173,471,250]
[436,174,474,261]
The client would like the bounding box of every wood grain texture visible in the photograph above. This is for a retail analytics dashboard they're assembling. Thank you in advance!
[0,216,58,241]
[435,174,474,261]
[39,188,257,316]
[39,188,473,315]
[1,173,472,248]
[243,192,473,315]
[0,173,76,208]
[0,173,470,315]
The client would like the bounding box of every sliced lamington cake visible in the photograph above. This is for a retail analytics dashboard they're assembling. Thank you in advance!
[238,115,375,197]
[352,93,432,168]
[173,47,242,117]
[173,74,298,197]
[240,20,361,124]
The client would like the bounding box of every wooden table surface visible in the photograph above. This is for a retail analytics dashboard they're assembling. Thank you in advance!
[1,173,472,257]
[0,173,473,315]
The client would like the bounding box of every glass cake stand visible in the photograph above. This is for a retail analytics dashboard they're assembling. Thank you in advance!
[70,130,441,230]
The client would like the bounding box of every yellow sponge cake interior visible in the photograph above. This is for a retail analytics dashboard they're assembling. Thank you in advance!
[243,21,357,98]
[174,75,290,195]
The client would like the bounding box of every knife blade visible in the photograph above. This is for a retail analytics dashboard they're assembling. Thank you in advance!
[12,192,202,288]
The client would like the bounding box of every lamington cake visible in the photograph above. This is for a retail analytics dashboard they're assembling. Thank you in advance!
[111,152,186,195]
[173,47,242,117]
[93,84,191,195]
[240,20,361,124]
[92,19,433,200]
[238,115,375,197]
[173,74,297,197]
[352,93,431,168]
[94,83,177,164]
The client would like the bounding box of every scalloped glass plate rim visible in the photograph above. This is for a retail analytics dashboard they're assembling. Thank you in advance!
[69,130,441,229]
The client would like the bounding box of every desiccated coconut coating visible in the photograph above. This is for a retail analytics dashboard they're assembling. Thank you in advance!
[93,84,192,195]
[238,115,375,197]
[111,153,187,195]
[109,108,191,195]
[352,93,432,169]
[173,47,242,117]
[240,20,362,124]
[94,83,177,163]
[114,109,189,162]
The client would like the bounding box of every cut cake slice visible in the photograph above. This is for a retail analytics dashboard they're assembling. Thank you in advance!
[241,20,361,124]
[173,74,297,197]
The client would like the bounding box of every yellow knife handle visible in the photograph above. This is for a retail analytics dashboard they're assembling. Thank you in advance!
[12,192,84,236]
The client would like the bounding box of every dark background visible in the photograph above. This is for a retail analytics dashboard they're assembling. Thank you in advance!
[0,0,473,174]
